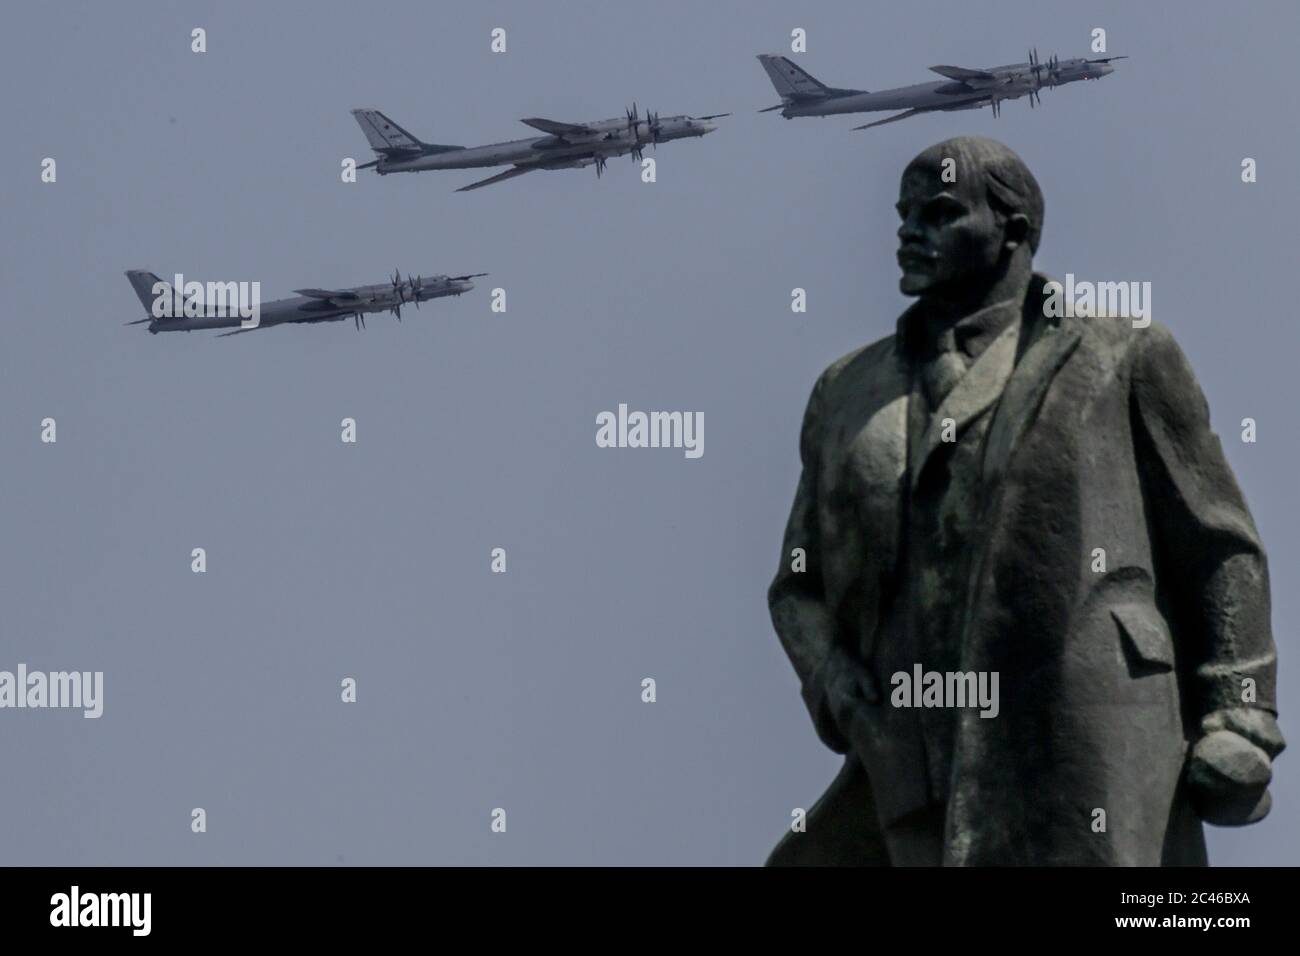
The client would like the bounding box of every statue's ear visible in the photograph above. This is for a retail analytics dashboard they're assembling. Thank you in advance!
[1003,213,1031,252]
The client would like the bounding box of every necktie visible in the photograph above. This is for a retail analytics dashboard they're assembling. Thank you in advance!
[921,343,967,410]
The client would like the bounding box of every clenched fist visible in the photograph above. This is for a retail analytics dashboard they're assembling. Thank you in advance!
[1187,708,1286,826]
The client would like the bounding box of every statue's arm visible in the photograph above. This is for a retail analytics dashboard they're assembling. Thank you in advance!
[768,373,865,754]
[1131,324,1284,822]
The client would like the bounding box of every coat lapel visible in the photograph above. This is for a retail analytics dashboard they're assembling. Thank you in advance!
[981,313,1083,488]
[909,318,1020,490]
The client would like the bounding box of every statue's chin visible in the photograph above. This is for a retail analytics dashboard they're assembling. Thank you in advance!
[899,273,932,297]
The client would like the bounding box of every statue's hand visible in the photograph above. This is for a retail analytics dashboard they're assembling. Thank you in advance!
[817,649,878,738]
[1187,709,1285,826]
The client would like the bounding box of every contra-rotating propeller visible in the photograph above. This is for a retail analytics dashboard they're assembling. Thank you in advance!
[626,102,645,161]
[388,268,407,321]
[1026,48,1043,106]
[646,109,661,147]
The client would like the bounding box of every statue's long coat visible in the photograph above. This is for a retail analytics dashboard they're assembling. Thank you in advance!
[767,276,1276,865]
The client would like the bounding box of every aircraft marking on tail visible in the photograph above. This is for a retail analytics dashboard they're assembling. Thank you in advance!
[757,54,855,100]
[350,109,464,164]
[351,108,425,153]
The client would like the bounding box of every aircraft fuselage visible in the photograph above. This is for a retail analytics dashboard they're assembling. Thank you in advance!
[782,58,1115,118]
[377,115,715,174]
[143,277,476,333]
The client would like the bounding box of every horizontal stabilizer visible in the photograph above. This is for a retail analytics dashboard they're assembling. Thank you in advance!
[929,64,997,82]
[520,117,593,137]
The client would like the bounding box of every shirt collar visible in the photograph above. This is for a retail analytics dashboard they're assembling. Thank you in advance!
[895,280,1040,360]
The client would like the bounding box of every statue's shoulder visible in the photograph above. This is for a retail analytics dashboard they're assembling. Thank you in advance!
[1033,274,1176,362]
[815,332,898,395]
[1071,313,1180,364]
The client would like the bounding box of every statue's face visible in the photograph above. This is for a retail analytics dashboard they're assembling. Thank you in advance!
[895,162,1006,297]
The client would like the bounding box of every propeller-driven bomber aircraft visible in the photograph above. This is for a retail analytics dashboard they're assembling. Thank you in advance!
[350,105,728,191]
[124,268,485,336]
[757,49,1126,129]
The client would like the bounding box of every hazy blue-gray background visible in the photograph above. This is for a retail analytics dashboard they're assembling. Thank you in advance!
[2,0,1296,865]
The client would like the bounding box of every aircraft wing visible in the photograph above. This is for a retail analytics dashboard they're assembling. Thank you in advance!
[455,166,539,192]
[294,288,361,302]
[217,314,349,337]
[853,94,993,130]
[929,65,998,83]
[852,108,933,131]
[520,117,593,138]
[289,315,349,325]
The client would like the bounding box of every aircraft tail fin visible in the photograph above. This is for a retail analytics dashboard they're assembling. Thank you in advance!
[757,54,846,100]
[350,108,462,156]
[125,270,167,314]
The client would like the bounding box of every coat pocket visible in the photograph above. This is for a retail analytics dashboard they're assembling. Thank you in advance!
[1111,603,1175,673]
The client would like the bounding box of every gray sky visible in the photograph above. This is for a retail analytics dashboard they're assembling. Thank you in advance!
[1,0,1296,864]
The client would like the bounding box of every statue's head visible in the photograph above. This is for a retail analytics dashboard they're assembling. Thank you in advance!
[896,136,1043,298]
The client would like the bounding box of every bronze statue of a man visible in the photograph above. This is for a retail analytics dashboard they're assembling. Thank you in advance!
[767,136,1283,866]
